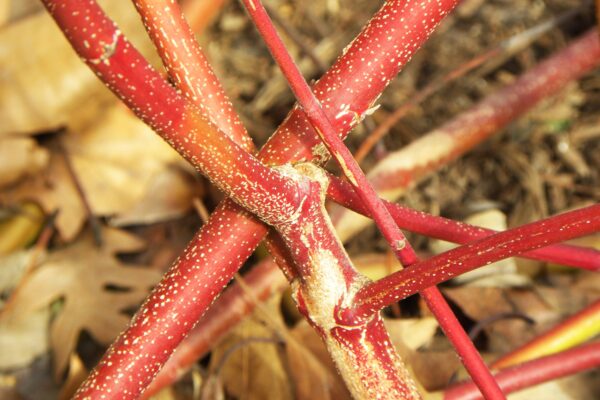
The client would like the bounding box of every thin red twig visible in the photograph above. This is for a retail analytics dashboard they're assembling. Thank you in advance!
[331,29,600,242]
[327,175,600,271]
[351,204,600,317]
[492,299,600,369]
[444,341,600,400]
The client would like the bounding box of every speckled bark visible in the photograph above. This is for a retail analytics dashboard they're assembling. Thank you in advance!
[272,164,420,400]
[351,204,600,318]
[41,0,303,225]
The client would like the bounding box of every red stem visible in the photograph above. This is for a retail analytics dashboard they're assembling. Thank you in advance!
[143,258,287,398]
[491,299,600,369]
[46,0,460,398]
[444,341,600,400]
[327,175,600,271]
[240,0,424,268]
[350,204,600,318]
[145,175,600,398]
[40,0,302,225]
[241,1,505,398]
[131,0,253,151]
[61,0,459,397]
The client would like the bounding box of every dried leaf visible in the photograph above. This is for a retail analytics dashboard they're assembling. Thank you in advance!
[286,338,352,400]
[0,0,42,27]
[110,166,199,226]
[58,354,87,400]
[0,202,44,255]
[411,350,459,391]
[0,308,49,370]
[0,0,155,137]
[210,318,292,400]
[352,252,401,281]
[1,106,189,240]
[385,318,439,353]
[2,227,160,376]
[64,106,187,217]
[0,249,38,293]
[0,150,86,241]
[199,375,225,400]
[444,286,559,354]
[0,138,49,187]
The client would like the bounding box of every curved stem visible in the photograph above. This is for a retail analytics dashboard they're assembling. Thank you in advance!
[351,204,600,318]
[142,0,463,395]
[444,341,600,400]
[271,164,420,400]
[492,299,600,369]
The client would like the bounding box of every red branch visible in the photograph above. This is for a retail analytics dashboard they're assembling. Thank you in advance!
[147,14,598,397]
[327,176,600,271]
[131,0,253,151]
[240,1,505,398]
[492,299,600,369]
[145,175,600,397]
[353,5,587,162]
[444,341,600,400]
[350,204,600,318]
[40,1,302,223]
[143,258,287,396]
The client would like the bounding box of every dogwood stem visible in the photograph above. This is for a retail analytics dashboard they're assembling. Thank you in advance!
[444,341,600,400]
[349,204,600,318]
[492,299,600,369]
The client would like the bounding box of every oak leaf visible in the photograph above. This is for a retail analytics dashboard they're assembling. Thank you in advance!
[3,227,161,377]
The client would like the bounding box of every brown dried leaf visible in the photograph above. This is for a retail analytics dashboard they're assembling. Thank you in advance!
[0,106,190,240]
[443,286,581,354]
[0,0,155,137]
[287,321,353,400]
[0,149,86,241]
[0,308,49,370]
[199,375,225,400]
[0,202,44,255]
[411,350,459,392]
[63,106,187,217]
[352,252,401,281]
[57,354,87,400]
[0,0,42,28]
[210,318,293,400]
[385,318,439,354]
[2,227,160,376]
[0,138,49,187]
[110,166,199,227]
